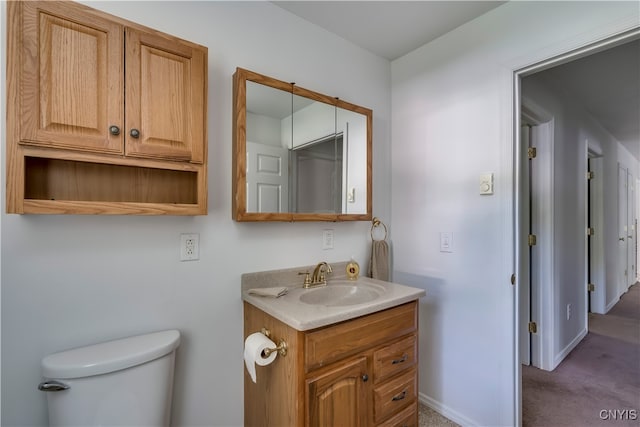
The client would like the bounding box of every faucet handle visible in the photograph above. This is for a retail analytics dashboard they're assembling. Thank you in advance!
[298,271,311,286]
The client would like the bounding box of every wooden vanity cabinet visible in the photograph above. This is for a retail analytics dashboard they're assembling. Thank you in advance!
[6,1,207,214]
[244,301,419,427]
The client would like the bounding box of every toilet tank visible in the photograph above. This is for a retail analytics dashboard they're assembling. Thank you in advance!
[39,330,181,427]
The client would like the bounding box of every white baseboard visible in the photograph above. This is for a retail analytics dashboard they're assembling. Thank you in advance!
[419,392,479,426]
[552,327,587,369]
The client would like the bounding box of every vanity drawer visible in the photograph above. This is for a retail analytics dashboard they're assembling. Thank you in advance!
[373,368,417,423]
[376,401,418,427]
[305,302,417,371]
[373,334,417,383]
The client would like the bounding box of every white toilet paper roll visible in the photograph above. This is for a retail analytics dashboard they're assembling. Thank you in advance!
[243,332,278,383]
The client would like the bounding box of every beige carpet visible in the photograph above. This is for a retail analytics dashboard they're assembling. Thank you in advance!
[419,403,459,426]
[522,283,640,427]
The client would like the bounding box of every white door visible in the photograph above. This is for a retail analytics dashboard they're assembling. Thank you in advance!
[618,164,628,297]
[246,141,289,213]
[637,178,640,283]
[518,118,550,369]
[518,124,531,365]
[627,172,635,287]
[588,157,605,314]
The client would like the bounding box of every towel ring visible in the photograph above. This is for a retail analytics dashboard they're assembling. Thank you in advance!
[370,217,388,241]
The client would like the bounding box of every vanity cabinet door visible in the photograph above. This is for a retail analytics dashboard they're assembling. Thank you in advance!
[306,356,369,427]
[20,1,124,154]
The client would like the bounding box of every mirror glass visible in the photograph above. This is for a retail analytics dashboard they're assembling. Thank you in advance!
[234,68,372,221]
[290,94,340,213]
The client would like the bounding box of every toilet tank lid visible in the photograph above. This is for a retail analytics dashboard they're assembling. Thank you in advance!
[42,330,181,379]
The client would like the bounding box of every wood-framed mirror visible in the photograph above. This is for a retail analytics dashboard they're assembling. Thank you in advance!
[232,68,372,222]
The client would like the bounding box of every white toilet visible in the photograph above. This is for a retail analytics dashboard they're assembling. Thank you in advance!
[38,329,181,426]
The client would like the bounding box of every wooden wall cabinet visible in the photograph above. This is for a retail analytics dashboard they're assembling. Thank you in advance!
[244,301,419,427]
[6,1,208,214]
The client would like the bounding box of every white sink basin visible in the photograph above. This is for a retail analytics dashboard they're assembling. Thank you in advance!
[299,281,385,307]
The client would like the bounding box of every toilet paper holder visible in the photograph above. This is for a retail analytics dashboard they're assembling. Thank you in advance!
[261,328,288,357]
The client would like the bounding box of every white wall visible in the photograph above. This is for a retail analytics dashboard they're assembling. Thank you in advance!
[390,1,638,426]
[0,2,391,425]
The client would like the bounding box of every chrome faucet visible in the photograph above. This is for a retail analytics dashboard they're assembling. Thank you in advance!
[307,262,332,288]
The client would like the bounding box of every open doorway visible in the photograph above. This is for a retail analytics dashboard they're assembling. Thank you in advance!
[514,30,640,425]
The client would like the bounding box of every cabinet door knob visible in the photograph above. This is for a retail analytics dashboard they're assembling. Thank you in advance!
[109,125,120,135]
[130,128,140,139]
[361,374,368,382]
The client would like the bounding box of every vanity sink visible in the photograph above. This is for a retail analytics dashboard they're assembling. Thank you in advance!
[242,262,426,330]
[299,281,385,307]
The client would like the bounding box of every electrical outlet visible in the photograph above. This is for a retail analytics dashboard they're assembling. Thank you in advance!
[322,229,334,250]
[566,303,571,320]
[180,233,199,261]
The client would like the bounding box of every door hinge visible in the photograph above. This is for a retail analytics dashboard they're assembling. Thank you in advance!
[588,283,595,292]
[587,227,595,236]
[528,321,537,334]
[587,171,594,180]
[528,234,537,246]
[528,147,537,159]
[510,274,516,285]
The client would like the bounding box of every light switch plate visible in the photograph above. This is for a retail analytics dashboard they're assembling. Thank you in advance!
[347,187,356,203]
[440,232,453,253]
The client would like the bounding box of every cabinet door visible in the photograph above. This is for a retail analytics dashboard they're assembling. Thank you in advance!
[125,28,206,163]
[306,356,368,427]
[20,1,124,154]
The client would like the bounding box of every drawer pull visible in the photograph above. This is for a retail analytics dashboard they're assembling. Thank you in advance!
[362,374,369,382]
[392,390,407,401]
[392,354,408,365]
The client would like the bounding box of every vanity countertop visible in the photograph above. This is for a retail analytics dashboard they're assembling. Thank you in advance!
[241,263,425,331]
